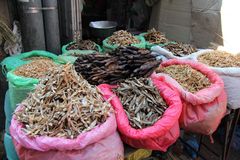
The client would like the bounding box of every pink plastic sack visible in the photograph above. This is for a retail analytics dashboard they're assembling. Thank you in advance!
[152,59,227,135]
[10,105,124,160]
[98,78,182,151]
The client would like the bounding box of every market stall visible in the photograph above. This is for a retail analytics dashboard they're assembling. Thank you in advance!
[1,10,239,159]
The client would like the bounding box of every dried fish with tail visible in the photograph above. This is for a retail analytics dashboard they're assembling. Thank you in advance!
[114,77,168,129]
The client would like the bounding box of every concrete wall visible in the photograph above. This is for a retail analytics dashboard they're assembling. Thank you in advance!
[149,0,224,48]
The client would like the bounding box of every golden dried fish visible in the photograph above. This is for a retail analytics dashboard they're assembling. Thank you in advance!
[198,50,240,67]
[108,30,140,46]
[156,64,211,93]
[144,28,168,44]
[15,64,111,139]
[14,59,57,78]
[114,78,168,129]
[23,56,51,61]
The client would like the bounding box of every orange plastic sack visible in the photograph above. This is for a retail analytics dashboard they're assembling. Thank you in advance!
[10,105,124,160]
[152,59,227,135]
[98,78,182,151]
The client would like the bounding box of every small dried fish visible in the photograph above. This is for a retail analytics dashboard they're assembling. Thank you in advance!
[108,30,140,46]
[164,42,197,57]
[114,78,168,129]
[144,28,168,44]
[14,59,57,78]
[15,64,111,139]
[74,46,161,85]
[198,50,240,67]
[23,56,51,61]
[156,65,211,93]
[67,40,98,51]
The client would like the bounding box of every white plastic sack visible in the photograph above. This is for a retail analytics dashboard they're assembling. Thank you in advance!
[151,45,212,61]
[191,50,240,109]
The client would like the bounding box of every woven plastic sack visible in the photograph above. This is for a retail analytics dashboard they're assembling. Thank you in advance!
[1,56,27,76]
[10,105,123,160]
[6,51,61,111]
[151,45,210,61]
[139,32,168,49]
[153,59,227,135]
[4,133,19,160]
[4,90,12,134]
[7,71,38,111]
[1,50,61,75]
[62,41,102,54]
[102,35,146,52]
[98,78,182,151]
[191,50,240,109]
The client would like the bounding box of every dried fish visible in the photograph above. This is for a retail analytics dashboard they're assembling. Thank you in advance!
[156,65,211,93]
[67,40,98,51]
[144,28,168,44]
[15,64,111,139]
[23,56,51,61]
[108,30,140,46]
[74,46,161,85]
[164,42,197,57]
[14,59,57,79]
[198,50,240,67]
[114,78,168,129]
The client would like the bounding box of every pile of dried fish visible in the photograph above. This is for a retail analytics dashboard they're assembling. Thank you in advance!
[114,78,168,129]
[23,56,51,61]
[164,42,197,57]
[74,46,161,85]
[144,28,168,44]
[14,59,57,78]
[68,52,100,57]
[67,40,98,51]
[15,64,111,139]
[157,65,211,93]
[108,30,140,46]
[198,50,240,67]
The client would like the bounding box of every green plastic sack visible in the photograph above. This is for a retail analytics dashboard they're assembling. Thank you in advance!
[4,133,19,160]
[7,70,39,111]
[4,90,12,134]
[139,32,165,49]
[102,35,146,52]
[1,50,62,75]
[58,55,78,64]
[6,51,62,111]
[139,32,176,49]
[62,41,102,54]
[5,119,11,134]
[1,56,27,76]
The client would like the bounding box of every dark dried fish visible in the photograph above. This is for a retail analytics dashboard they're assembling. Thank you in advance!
[164,42,197,57]
[74,46,161,85]
[114,78,168,129]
